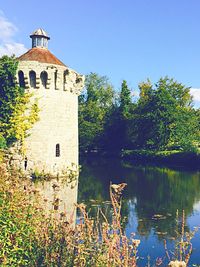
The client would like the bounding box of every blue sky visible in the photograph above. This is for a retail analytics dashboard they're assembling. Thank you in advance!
[0,0,200,106]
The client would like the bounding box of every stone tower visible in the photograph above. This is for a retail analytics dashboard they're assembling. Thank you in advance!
[17,29,84,175]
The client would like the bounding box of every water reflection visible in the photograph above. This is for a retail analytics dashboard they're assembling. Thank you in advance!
[78,157,200,265]
[126,166,200,238]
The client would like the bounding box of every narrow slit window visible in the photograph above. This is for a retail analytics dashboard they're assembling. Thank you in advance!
[54,70,58,89]
[63,71,66,85]
[24,157,28,170]
[55,144,60,157]
[63,69,69,84]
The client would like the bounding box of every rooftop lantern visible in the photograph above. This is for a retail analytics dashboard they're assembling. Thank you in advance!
[30,28,50,49]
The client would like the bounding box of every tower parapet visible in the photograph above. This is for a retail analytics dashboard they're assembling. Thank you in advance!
[17,60,84,95]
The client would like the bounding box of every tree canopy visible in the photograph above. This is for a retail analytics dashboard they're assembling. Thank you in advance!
[131,77,199,150]
[79,75,200,154]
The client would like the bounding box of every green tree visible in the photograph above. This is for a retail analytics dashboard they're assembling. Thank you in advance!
[130,77,199,150]
[138,78,153,101]
[119,80,132,118]
[118,80,134,149]
[0,55,39,149]
[102,80,135,152]
[79,73,115,153]
[169,107,200,151]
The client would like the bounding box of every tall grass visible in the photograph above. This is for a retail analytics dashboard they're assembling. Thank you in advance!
[0,163,140,266]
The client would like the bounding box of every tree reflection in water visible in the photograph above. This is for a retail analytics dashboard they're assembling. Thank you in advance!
[78,157,200,241]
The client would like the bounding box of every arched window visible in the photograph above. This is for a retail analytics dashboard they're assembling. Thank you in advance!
[40,71,48,88]
[18,70,25,88]
[55,144,60,157]
[29,71,36,88]
[54,70,58,89]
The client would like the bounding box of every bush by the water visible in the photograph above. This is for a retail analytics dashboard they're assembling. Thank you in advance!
[121,149,200,168]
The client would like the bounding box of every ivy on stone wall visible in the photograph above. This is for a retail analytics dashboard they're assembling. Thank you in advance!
[0,55,39,151]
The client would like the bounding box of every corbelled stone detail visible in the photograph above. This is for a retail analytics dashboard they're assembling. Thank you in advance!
[17,61,84,95]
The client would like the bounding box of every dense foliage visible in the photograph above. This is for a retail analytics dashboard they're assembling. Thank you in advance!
[79,73,115,152]
[0,56,39,149]
[79,74,200,154]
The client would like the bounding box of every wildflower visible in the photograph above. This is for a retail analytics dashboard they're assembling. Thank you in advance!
[111,183,127,194]
[168,260,186,267]
[132,239,140,247]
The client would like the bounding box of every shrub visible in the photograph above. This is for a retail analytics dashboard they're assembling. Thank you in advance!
[0,134,7,149]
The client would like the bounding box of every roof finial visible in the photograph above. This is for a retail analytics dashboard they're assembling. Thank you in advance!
[30,28,50,49]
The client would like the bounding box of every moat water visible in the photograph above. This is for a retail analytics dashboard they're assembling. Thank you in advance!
[78,157,200,266]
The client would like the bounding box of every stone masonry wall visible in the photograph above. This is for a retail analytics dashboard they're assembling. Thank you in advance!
[17,60,84,175]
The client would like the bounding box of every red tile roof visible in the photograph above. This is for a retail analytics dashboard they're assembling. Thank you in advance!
[18,47,66,66]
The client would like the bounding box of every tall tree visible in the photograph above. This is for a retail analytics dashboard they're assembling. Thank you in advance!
[102,80,134,152]
[79,73,115,153]
[119,80,132,118]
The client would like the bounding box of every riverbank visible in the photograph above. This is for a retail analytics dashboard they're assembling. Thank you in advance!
[121,149,200,169]
[80,149,200,170]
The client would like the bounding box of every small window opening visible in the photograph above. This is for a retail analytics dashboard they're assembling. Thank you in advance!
[18,70,25,88]
[29,70,36,88]
[24,157,28,170]
[76,77,81,84]
[54,70,58,89]
[40,71,48,88]
[55,144,60,157]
